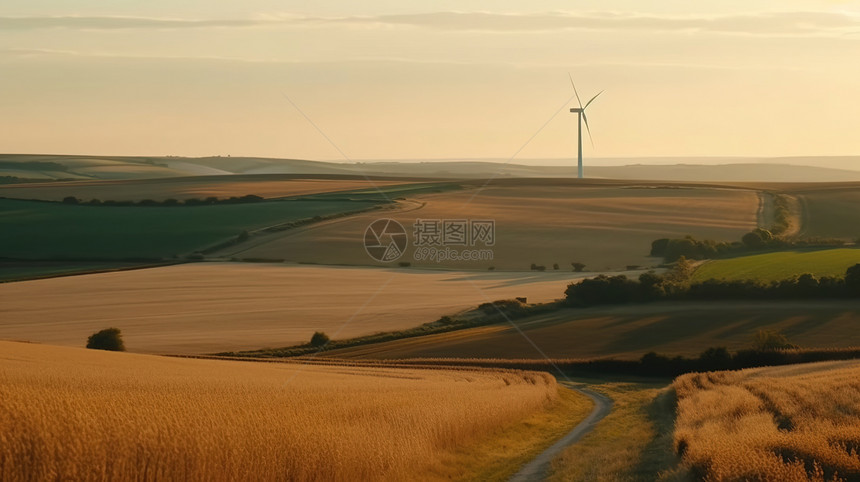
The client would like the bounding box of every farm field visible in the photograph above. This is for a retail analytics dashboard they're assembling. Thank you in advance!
[692,248,860,282]
[0,263,592,354]
[226,183,759,271]
[0,175,416,202]
[673,360,860,480]
[0,260,160,282]
[0,340,592,481]
[0,197,382,259]
[323,301,860,360]
[795,187,860,239]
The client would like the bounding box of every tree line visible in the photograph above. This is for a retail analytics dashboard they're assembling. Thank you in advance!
[61,194,265,207]
[565,260,860,306]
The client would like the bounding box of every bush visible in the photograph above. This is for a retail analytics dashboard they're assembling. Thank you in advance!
[310,331,330,347]
[237,230,250,242]
[553,263,560,270]
[565,275,640,306]
[62,196,79,205]
[477,299,526,316]
[86,328,126,351]
[742,228,774,249]
[752,330,797,351]
[846,264,860,291]
[571,262,586,272]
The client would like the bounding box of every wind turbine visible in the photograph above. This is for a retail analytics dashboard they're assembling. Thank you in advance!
[569,74,602,179]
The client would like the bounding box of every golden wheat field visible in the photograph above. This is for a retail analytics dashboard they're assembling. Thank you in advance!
[225,184,759,271]
[0,263,589,354]
[673,360,860,481]
[0,340,570,481]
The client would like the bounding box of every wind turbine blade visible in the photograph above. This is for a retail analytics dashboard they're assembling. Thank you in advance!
[584,90,603,110]
[568,72,584,109]
[582,111,595,148]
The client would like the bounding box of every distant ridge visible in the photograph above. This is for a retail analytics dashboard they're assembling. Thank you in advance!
[1,154,859,183]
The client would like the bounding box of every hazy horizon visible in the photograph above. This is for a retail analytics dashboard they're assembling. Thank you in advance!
[2,1,860,161]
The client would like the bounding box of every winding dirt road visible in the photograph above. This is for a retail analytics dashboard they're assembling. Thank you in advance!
[509,382,613,481]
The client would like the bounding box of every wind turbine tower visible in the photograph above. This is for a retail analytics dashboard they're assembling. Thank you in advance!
[569,74,602,179]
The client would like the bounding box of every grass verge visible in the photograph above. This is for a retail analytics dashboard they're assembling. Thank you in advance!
[436,387,594,481]
[548,378,688,481]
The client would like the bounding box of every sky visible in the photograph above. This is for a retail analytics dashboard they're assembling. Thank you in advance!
[2,1,860,163]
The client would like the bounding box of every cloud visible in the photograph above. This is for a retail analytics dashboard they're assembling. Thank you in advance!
[1,11,859,37]
[0,16,261,30]
[334,11,860,37]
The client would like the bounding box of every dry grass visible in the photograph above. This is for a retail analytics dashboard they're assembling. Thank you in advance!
[549,380,686,482]
[232,184,759,271]
[673,360,860,481]
[0,340,580,481]
[322,301,860,360]
[0,176,408,201]
[0,263,585,354]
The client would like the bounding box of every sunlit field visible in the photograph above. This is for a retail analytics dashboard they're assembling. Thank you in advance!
[0,263,587,354]
[0,341,579,481]
[228,183,758,271]
[692,249,860,282]
[673,361,860,481]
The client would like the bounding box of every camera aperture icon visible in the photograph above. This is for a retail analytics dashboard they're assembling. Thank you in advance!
[364,219,408,262]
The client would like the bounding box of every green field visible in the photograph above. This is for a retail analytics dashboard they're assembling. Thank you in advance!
[0,197,382,259]
[691,248,860,282]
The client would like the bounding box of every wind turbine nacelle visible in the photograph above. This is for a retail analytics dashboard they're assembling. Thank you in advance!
[570,108,583,113]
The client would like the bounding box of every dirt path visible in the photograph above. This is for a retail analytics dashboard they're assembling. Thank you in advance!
[508,382,613,482]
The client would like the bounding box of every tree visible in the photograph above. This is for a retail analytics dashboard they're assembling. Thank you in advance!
[310,331,330,347]
[553,263,560,270]
[571,262,586,272]
[752,330,796,351]
[742,228,774,249]
[86,328,126,351]
[846,264,860,292]
[62,196,79,205]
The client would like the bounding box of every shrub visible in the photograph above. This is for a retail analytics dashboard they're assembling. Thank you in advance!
[310,331,330,347]
[477,299,525,316]
[86,328,125,352]
[846,264,860,291]
[237,230,250,242]
[742,228,774,249]
[553,263,560,270]
[62,196,79,205]
[571,262,586,272]
[752,330,796,351]
[565,275,640,306]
